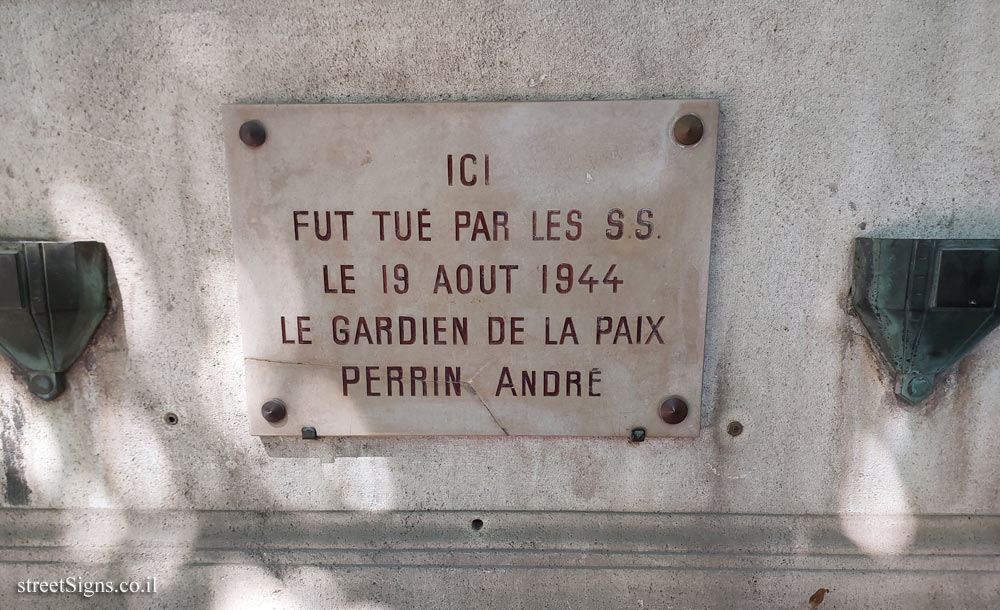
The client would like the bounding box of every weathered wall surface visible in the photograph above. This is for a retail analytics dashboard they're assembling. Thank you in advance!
[0,1,998,608]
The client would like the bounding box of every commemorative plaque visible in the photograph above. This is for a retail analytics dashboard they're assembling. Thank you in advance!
[224,100,718,437]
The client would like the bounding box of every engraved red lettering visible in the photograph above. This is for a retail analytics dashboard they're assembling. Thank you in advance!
[460,154,477,186]
[566,371,581,396]
[297,316,311,344]
[332,315,349,344]
[566,209,582,241]
[606,208,624,240]
[495,366,515,396]
[596,316,612,344]
[589,369,602,396]
[342,366,360,396]
[293,211,308,241]
[365,366,381,396]
[386,366,403,396]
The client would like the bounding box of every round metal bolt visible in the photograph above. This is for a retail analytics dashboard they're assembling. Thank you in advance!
[239,120,267,148]
[659,396,689,424]
[907,375,933,398]
[727,421,743,437]
[261,399,287,423]
[673,114,704,146]
[29,374,54,395]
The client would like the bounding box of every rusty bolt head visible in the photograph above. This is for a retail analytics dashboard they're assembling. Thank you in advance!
[239,120,267,148]
[673,114,704,146]
[261,399,287,423]
[658,396,688,424]
[727,421,743,436]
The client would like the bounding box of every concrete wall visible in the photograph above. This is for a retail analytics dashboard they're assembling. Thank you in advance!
[1,1,998,608]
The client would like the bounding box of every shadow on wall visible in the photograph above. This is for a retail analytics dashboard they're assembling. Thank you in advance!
[0,72,332,610]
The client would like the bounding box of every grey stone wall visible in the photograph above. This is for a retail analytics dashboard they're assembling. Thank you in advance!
[0,1,998,608]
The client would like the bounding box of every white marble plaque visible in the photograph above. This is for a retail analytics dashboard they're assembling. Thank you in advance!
[223,100,718,437]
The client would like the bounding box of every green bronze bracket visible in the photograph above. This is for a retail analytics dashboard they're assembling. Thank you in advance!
[851,238,1000,404]
[0,241,109,399]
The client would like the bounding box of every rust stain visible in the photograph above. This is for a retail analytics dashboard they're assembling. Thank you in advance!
[360,150,372,166]
[808,588,829,608]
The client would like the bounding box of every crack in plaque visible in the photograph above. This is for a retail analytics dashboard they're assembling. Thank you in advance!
[246,356,334,368]
[460,381,509,436]
[247,357,511,435]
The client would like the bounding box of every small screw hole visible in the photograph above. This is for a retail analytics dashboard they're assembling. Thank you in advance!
[727,421,743,437]
[164,412,179,426]
[470,518,484,531]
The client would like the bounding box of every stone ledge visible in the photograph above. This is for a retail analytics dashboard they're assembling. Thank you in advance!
[1,509,996,574]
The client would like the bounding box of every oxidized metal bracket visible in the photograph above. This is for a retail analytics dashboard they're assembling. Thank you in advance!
[0,241,109,399]
[851,238,1000,403]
